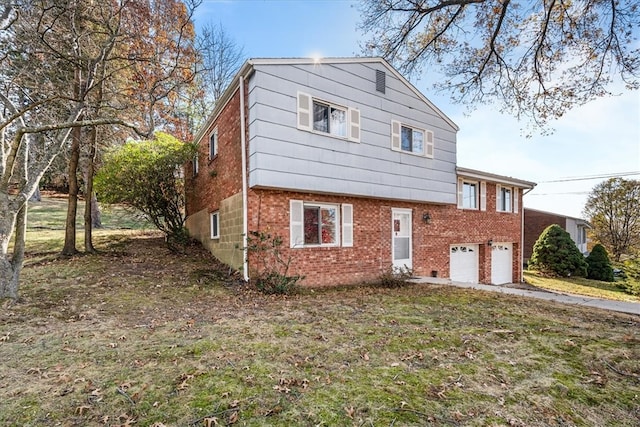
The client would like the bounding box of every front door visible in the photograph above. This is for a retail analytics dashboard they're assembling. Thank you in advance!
[392,209,412,270]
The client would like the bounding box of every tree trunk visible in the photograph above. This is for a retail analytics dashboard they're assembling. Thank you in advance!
[62,125,80,256]
[0,201,25,301]
[84,127,99,252]
[29,186,41,202]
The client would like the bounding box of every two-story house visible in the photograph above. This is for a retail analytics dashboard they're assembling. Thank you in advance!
[185,57,535,286]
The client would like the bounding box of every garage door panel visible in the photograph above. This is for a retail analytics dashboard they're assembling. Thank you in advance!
[450,244,479,283]
[491,243,512,285]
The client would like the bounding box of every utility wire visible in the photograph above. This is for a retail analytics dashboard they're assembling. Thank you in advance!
[538,171,640,183]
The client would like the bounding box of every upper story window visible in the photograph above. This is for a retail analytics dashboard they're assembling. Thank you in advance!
[313,101,347,137]
[192,153,199,177]
[391,120,434,158]
[497,185,519,213]
[463,182,477,209]
[297,92,360,142]
[209,129,218,160]
[457,178,486,211]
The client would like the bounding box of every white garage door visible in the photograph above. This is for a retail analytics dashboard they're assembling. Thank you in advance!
[450,244,479,283]
[491,243,513,285]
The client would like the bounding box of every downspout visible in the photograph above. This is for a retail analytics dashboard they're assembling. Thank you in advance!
[521,186,535,282]
[240,75,249,282]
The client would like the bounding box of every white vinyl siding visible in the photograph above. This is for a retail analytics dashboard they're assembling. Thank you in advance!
[250,62,459,205]
[210,211,219,239]
[297,91,360,142]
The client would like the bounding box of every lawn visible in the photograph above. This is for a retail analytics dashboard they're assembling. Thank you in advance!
[524,271,640,303]
[0,197,638,426]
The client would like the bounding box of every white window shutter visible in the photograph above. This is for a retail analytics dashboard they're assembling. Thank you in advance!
[342,204,353,247]
[348,109,360,142]
[496,184,502,212]
[297,92,312,131]
[425,130,434,158]
[514,188,519,213]
[457,178,463,209]
[391,120,401,151]
[480,181,487,211]
[290,200,304,248]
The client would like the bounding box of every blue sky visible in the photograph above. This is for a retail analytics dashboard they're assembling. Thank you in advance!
[194,0,640,219]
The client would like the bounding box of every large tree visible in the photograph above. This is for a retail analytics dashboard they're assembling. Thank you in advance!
[583,178,640,262]
[359,0,639,130]
[60,0,201,255]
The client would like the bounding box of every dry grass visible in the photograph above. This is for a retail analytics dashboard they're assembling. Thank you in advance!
[524,271,640,303]
[1,199,639,426]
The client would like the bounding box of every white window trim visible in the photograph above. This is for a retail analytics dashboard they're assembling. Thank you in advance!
[290,199,353,248]
[209,128,218,160]
[457,178,485,211]
[192,153,199,176]
[391,120,434,158]
[210,211,220,239]
[497,185,516,213]
[297,91,360,143]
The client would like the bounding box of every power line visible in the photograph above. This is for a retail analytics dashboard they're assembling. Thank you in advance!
[538,171,640,183]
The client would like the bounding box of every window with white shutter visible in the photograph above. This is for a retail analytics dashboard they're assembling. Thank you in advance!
[480,181,487,211]
[391,120,433,157]
[297,92,312,131]
[342,204,353,247]
[290,200,304,248]
[349,109,360,143]
[391,120,401,151]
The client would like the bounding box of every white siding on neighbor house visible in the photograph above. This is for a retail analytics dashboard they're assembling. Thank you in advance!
[565,218,588,254]
[246,61,458,204]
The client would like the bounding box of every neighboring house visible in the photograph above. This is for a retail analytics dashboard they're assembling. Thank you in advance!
[185,57,535,286]
[524,208,591,262]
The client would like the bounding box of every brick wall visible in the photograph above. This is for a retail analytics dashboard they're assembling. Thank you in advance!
[185,87,244,217]
[523,209,565,261]
[246,186,523,287]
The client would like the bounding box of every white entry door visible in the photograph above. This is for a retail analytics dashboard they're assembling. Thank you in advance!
[491,243,513,285]
[392,209,412,270]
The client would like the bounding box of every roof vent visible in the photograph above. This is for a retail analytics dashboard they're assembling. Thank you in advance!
[376,70,386,94]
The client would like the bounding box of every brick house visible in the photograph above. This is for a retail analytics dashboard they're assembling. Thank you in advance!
[524,208,591,263]
[185,58,535,286]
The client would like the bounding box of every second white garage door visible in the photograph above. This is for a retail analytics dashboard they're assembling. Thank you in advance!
[491,243,513,285]
[450,244,479,283]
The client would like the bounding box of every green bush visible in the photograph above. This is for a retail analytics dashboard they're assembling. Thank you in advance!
[616,258,640,295]
[529,224,588,277]
[585,244,614,282]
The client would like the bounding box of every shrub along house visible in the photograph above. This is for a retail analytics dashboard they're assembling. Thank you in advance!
[185,57,535,286]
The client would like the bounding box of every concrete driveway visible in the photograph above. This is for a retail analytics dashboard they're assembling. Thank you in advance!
[412,277,640,316]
